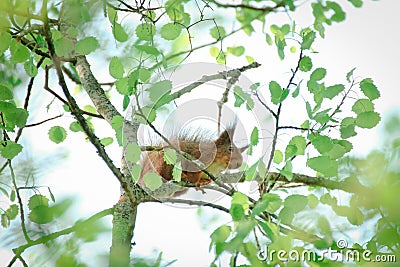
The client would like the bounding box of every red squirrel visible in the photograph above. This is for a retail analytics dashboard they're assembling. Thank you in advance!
[138,125,247,193]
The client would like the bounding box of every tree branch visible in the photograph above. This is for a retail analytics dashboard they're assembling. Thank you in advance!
[218,171,370,194]
[8,208,113,267]
[169,62,261,102]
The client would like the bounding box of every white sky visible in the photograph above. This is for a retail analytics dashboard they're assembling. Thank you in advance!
[1,1,400,266]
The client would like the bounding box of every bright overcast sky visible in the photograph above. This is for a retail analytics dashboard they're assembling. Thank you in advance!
[1,1,399,266]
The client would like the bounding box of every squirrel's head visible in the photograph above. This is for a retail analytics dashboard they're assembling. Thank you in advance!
[213,126,247,170]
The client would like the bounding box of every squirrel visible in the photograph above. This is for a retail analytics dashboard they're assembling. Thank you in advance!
[138,124,247,194]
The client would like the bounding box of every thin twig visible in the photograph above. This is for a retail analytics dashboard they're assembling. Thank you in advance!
[14,57,45,143]
[278,126,310,131]
[25,114,63,127]
[8,160,31,243]
[254,90,277,118]
[148,198,230,213]
[265,50,304,193]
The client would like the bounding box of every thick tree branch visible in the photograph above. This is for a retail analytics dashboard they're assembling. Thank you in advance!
[75,56,122,124]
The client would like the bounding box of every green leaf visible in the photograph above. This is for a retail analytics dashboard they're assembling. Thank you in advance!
[310,134,333,154]
[115,78,130,95]
[265,33,273,45]
[352,98,374,114]
[1,214,9,228]
[360,78,380,101]
[301,31,316,50]
[250,83,260,91]
[269,81,282,104]
[327,1,346,22]
[112,23,128,42]
[347,208,364,225]
[307,194,319,208]
[280,89,289,102]
[233,86,253,109]
[310,68,326,81]
[340,117,357,139]
[348,0,363,8]
[125,142,141,163]
[100,137,113,146]
[111,115,124,130]
[131,164,142,183]
[24,57,38,77]
[210,225,231,252]
[279,206,294,224]
[160,23,182,40]
[252,193,282,216]
[136,23,156,41]
[230,204,245,221]
[285,136,306,159]
[336,139,353,153]
[1,141,23,159]
[245,55,255,64]
[13,108,28,128]
[83,105,97,114]
[227,46,245,57]
[0,32,11,54]
[6,204,18,220]
[10,40,30,63]
[299,56,312,72]
[146,80,172,109]
[231,192,249,211]
[324,84,344,99]
[0,84,13,100]
[210,26,226,40]
[172,161,182,182]
[355,111,381,129]
[273,150,283,164]
[326,143,346,160]
[292,83,301,98]
[257,160,267,178]
[142,172,163,191]
[280,161,293,181]
[250,127,259,146]
[76,37,100,55]
[307,156,338,177]
[48,126,67,144]
[28,194,50,210]
[66,27,78,38]
[306,101,313,119]
[135,45,160,55]
[29,205,54,224]
[244,162,258,181]
[130,67,151,83]
[109,56,124,79]
[346,67,356,82]
[163,148,177,164]
[54,37,74,58]
[10,190,15,202]
[136,106,156,124]
[285,194,308,212]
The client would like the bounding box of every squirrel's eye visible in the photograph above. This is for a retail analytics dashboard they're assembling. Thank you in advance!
[228,146,234,152]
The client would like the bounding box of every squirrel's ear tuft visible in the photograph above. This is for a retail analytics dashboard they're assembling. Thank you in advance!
[239,144,249,153]
[215,120,237,145]
[215,129,231,145]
